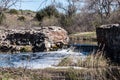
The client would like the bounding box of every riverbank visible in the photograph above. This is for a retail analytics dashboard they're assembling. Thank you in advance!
[0,67,120,80]
[69,32,97,45]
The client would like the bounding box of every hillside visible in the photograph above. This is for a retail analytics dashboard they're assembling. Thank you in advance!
[0,8,96,33]
[0,10,40,29]
[0,9,97,45]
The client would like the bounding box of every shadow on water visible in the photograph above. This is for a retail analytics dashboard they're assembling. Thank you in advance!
[70,44,98,55]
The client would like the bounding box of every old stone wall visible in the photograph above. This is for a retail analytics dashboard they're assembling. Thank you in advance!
[96,24,120,63]
[0,26,69,52]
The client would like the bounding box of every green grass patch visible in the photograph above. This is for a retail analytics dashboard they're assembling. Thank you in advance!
[69,32,96,38]
[69,32,97,44]
[20,46,32,52]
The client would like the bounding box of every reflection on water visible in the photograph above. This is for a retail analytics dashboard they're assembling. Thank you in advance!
[71,44,98,55]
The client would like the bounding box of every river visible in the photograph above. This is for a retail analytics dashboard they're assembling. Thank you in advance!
[0,44,98,69]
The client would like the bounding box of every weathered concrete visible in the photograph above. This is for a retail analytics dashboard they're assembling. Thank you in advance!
[96,24,120,63]
[0,26,69,52]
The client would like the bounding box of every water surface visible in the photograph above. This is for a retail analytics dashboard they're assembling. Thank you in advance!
[0,49,84,69]
[0,44,97,69]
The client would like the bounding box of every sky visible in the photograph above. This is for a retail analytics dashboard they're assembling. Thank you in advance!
[10,0,53,11]
[10,0,84,13]
[10,0,67,11]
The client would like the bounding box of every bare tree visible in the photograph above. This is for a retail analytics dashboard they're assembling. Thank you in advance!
[0,0,19,24]
[84,0,120,24]
[114,0,120,9]
[53,0,84,17]
[0,0,19,12]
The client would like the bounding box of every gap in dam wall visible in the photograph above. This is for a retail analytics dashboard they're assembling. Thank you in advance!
[96,24,120,63]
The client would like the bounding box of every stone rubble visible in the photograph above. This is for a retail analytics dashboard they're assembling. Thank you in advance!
[0,26,69,52]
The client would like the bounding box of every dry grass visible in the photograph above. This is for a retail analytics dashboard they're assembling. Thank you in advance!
[58,56,74,66]
[2,12,38,29]
[77,51,109,68]
[0,67,119,80]
[0,68,52,80]
[58,51,109,68]
[0,50,119,80]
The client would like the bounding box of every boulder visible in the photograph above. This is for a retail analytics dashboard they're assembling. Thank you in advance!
[38,26,69,50]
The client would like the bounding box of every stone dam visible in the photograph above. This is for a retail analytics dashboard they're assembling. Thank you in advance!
[96,24,120,63]
[0,26,69,52]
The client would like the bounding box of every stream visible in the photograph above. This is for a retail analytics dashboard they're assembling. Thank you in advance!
[0,44,98,69]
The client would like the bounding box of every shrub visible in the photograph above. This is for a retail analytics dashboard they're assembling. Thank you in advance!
[9,9,18,14]
[35,5,59,21]
[60,15,73,27]
[59,14,76,34]
[17,16,26,21]
[36,10,47,21]
[20,46,32,52]
[58,57,74,66]
[0,12,6,25]
[65,68,78,80]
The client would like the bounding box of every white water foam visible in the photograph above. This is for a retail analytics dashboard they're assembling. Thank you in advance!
[0,49,85,69]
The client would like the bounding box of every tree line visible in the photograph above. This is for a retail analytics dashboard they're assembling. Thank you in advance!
[1,0,120,33]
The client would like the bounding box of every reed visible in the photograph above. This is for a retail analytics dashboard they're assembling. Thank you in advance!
[58,51,109,68]
[77,51,109,68]
[58,56,74,66]
[0,67,120,80]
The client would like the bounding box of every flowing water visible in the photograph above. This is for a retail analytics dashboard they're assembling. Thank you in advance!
[0,44,98,69]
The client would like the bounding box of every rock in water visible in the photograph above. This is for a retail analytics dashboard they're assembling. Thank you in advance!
[0,26,69,52]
